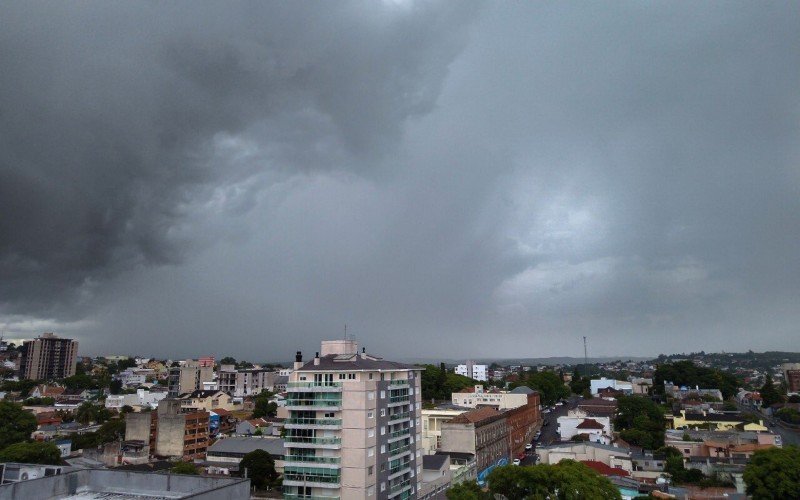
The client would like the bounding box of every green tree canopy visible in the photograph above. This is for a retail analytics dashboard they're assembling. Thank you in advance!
[0,441,62,465]
[614,396,665,450]
[420,364,480,401]
[653,361,739,400]
[743,446,800,499]
[63,373,96,391]
[480,461,621,500]
[446,480,488,500]
[170,461,199,475]
[219,357,236,365]
[760,374,784,407]
[239,449,279,490]
[523,371,570,406]
[0,401,37,449]
[252,390,278,419]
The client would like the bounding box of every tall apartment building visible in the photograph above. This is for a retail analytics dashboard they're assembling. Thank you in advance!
[217,366,287,397]
[283,340,423,500]
[168,359,215,397]
[125,398,210,460]
[18,333,79,380]
[454,361,487,382]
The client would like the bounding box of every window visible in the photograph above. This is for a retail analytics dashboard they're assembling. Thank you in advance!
[381,426,386,435]
[381,463,386,471]
[369,373,374,380]
[380,409,386,417]
[381,483,386,492]
[368,447,375,457]
[381,445,386,453]
[368,466,374,475]
[368,487,374,496]
[339,374,346,380]
[368,411,374,419]
[409,388,414,395]
[380,391,385,399]
[348,373,356,380]
[368,429,375,438]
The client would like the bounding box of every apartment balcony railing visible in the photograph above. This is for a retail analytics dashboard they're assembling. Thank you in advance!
[388,443,412,458]
[387,379,409,389]
[388,394,410,405]
[284,436,342,446]
[283,494,341,500]
[387,411,410,424]
[287,381,343,392]
[388,479,412,496]
[284,417,342,429]
[388,460,412,476]
[283,455,341,465]
[388,428,411,442]
[285,396,342,410]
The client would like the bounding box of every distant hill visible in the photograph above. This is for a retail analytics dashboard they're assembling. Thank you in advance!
[401,356,651,366]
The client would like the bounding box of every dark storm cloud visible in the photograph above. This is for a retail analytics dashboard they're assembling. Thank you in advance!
[2,2,799,358]
[0,1,475,313]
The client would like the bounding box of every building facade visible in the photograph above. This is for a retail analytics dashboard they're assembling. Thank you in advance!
[439,407,510,485]
[282,340,423,500]
[125,399,210,460]
[450,385,531,411]
[421,408,468,455]
[167,360,215,397]
[454,362,487,382]
[217,366,287,397]
[504,391,541,456]
[18,333,79,380]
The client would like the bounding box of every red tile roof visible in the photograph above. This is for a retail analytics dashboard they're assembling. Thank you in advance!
[576,418,605,430]
[581,460,630,477]
[449,407,501,424]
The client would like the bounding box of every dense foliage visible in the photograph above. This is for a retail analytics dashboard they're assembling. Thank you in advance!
[70,418,127,449]
[446,461,621,499]
[759,374,784,407]
[0,401,38,449]
[522,371,570,406]
[239,449,279,490]
[743,446,800,499]
[252,390,278,419]
[76,402,112,425]
[614,396,665,450]
[660,446,704,484]
[0,441,62,465]
[420,364,481,401]
[654,361,739,400]
[776,407,800,424]
[170,461,199,474]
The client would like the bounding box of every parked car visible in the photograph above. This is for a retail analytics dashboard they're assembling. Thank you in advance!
[525,443,533,450]
[513,458,521,466]
[534,431,542,439]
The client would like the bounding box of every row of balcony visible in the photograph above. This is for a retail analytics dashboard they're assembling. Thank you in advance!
[285,417,342,427]
[283,494,340,500]
[284,436,342,446]
[283,455,341,465]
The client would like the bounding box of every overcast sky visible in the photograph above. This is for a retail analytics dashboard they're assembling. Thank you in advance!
[1,2,799,360]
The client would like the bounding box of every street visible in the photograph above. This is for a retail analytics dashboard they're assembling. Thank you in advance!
[520,395,581,465]
[738,402,800,446]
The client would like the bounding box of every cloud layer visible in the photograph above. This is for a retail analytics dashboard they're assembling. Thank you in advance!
[1,2,798,359]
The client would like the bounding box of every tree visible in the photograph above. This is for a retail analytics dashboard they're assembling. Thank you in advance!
[110,379,123,395]
[63,373,96,391]
[170,461,199,475]
[524,371,570,406]
[0,441,62,465]
[96,418,126,443]
[252,390,278,419]
[653,361,739,400]
[446,480,488,499]
[760,374,784,407]
[615,396,665,450]
[420,364,478,401]
[120,405,134,414]
[743,446,800,499]
[76,402,111,425]
[219,357,236,365]
[239,449,278,490]
[0,401,38,449]
[485,461,622,499]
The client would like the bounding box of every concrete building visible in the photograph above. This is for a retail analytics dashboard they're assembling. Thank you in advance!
[18,333,78,380]
[439,407,509,486]
[557,415,612,444]
[421,408,468,455]
[178,389,238,412]
[105,388,167,410]
[450,385,533,411]
[536,442,632,473]
[504,389,541,456]
[125,399,210,460]
[590,378,633,396]
[204,436,286,475]
[454,362,488,382]
[282,339,423,500]
[782,363,800,393]
[168,359,215,397]
[418,454,452,500]
[218,366,287,397]
[0,468,249,499]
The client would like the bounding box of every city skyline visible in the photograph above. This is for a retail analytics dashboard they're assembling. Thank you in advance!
[2,2,799,359]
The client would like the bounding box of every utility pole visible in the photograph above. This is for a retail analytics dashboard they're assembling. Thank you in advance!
[583,336,588,377]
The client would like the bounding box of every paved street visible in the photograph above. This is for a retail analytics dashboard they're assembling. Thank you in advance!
[738,403,800,446]
[519,396,582,465]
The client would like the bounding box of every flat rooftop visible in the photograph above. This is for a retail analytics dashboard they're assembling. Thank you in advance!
[0,468,250,500]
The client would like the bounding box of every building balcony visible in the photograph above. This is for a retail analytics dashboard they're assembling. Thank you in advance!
[283,455,341,468]
[284,436,342,449]
[387,411,411,424]
[283,468,341,489]
[287,382,343,392]
[283,494,341,500]
[285,398,342,411]
[387,380,409,389]
[387,428,411,443]
[388,479,413,498]
[388,461,412,480]
[388,443,412,459]
[285,417,342,430]
[387,395,410,407]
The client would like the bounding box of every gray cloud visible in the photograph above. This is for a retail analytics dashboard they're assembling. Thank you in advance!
[1,2,799,359]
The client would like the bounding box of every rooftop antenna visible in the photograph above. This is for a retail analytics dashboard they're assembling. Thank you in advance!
[583,336,588,377]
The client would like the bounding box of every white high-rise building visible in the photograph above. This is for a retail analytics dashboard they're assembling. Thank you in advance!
[283,340,423,500]
[454,361,488,382]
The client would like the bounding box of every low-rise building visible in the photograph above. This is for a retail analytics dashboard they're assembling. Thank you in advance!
[125,399,210,460]
[177,390,238,412]
[455,361,488,382]
[669,410,764,431]
[503,389,541,456]
[557,415,612,444]
[418,454,452,500]
[451,385,533,410]
[421,407,469,455]
[440,407,509,486]
[105,388,168,410]
[203,436,286,476]
[536,442,632,473]
[590,378,633,396]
